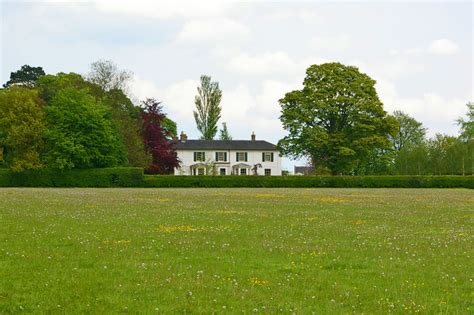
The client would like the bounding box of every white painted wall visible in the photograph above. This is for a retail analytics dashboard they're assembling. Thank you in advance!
[175,150,282,176]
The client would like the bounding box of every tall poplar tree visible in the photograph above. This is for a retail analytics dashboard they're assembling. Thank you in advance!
[193,75,222,140]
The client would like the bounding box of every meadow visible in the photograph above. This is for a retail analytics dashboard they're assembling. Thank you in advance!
[0,188,472,313]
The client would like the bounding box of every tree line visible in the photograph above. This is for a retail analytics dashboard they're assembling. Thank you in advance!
[0,62,179,174]
[279,63,473,175]
[1,61,471,176]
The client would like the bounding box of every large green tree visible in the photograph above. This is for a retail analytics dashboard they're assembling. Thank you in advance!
[103,89,150,167]
[3,65,45,88]
[390,110,426,151]
[37,72,152,168]
[278,62,398,175]
[0,87,46,171]
[43,88,125,169]
[194,75,222,140]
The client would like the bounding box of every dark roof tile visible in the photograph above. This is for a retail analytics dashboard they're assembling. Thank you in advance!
[175,140,278,150]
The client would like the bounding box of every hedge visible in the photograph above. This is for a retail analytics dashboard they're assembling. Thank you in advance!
[0,167,143,187]
[0,168,472,188]
[142,175,474,188]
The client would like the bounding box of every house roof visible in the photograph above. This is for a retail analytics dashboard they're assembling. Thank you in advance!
[175,140,278,151]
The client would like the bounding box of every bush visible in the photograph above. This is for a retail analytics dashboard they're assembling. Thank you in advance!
[0,168,143,187]
[142,175,474,188]
[0,170,472,188]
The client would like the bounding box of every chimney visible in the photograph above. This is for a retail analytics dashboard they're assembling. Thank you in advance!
[180,131,188,142]
[251,132,256,141]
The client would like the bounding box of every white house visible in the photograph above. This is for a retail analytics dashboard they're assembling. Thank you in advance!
[174,132,282,176]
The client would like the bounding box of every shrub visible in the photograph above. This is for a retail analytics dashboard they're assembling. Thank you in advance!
[0,170,472,188]
[0,168,143,187]
[142,175,474,189]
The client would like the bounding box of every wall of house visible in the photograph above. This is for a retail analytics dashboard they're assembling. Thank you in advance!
[175,150,282,176]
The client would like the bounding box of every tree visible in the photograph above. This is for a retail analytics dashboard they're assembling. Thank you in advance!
[104,89,150,167]
[3,65,45,88]
[0,87,46,171]
[141,99,179,174]
[457,102,474,142]
[219,122,232,140]
[86,60,132,92]
[393,142,429,175]
[278,62,398,175]
[194,75,222,140]
[43,88,125,169]
[390,110,426,151]
[36,72,100,103]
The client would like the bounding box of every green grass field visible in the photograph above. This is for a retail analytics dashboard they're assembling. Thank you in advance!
[1,188,472,313]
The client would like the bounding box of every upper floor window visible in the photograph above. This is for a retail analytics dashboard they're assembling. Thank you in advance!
[262,152,274,162]
[215,152,227,162]
[236,152,248,162]
[194,152,205,162]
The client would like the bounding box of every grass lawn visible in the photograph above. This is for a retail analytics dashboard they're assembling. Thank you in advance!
[0,188,472,313]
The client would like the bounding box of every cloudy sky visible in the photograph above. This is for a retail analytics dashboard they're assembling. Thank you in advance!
[1,0,472,170]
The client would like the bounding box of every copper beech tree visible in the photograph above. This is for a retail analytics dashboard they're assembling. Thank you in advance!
[141,98,179,174]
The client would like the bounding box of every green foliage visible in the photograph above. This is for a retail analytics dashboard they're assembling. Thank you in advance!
[457,102,473,141]
[36,72,101,102]
[103,89,150,167]
[162,117,177,139]
[43,88,126,169]
[3,65,45,88]
[219,122,232,140]
[390,110,426,151]
[194,75,222,140]
[278,63,398,175]
[0,167,143,187]
[142,175,473,188]
[0,87,46,171]
[392,134,472,175]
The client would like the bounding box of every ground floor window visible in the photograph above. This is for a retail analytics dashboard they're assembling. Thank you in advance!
[240,168,247,176]
[265,169,271,176]
[220,168,226,176]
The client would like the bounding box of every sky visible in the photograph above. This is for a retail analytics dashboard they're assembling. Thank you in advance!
[1,0,473,170]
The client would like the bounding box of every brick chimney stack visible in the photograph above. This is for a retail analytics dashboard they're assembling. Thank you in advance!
[180,131,188,142]
[251,132,256,141]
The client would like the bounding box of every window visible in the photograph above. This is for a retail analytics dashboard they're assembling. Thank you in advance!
[265,169,271,176]
[220,168,226,176]
[197,168,205,176]
[236,152,248,162]
[215,152,227,162]
[262,152,274,162]
[194,152,205,162]
[240,168,247,175]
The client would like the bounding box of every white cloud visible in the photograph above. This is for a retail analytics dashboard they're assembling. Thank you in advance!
[265,8,323,24]
[309,35,350,51]
[227,52,296,76]
[389,38,460,57]
[95,0,230,19]
[428,38,460,55]
[176,18,249,43]
[376,78,465,137]
[227,52,326,76]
